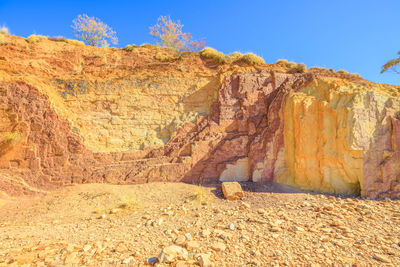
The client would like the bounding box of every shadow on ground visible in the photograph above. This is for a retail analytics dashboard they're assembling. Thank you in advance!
[191,181,361,200]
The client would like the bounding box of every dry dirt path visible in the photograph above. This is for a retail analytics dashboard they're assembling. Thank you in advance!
[0,182,399,266]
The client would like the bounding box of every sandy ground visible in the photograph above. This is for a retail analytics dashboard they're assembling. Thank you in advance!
[0,182,399,266]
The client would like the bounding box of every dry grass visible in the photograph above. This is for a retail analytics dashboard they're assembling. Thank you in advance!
[124,44,138,51]
[351,73,362,79]
[337,69,349,74]
[229,52,243,61]
[201,49,265,65]
[65,39,84,46]
[0,34,7,46]
[94,206,107,214]
[118,195,138,210]
[195,186,209,203]
[140,44,160,49]
[93,195,137,216]
[0,132,21,156]
[276,59,289,67]
[200,47,227,64]
[187,185,210,205]
[4,132,21,142]
[309,67,329,71]
[0,26,8,35]
[48,36,84,46]
[286,62,298,68]
[27,35,48,44]
[155,52,176,62]
[48,36,66,42]
[238,53,265,65]
[276,60,307,73]
[276,60,301,69]
[295,63,307,73]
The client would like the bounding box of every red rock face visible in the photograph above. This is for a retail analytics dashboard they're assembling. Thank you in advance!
[0,73,302,195]
[1,70,399,199]
[178,72,312,184]
[376,116,400,198]
[0,82,96,195]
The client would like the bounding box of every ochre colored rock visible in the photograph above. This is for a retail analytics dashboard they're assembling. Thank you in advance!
[278,78,400,198]
[221,182,244,200]
[0,34,399,199]
[0,35,219,153]
[0,82,96,196]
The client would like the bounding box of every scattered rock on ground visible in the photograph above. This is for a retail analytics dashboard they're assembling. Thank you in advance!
[221,182,244,200]
[211,242,226,252]
[158,245,189,263]
[1,183,400,266]
[199,253,212,267]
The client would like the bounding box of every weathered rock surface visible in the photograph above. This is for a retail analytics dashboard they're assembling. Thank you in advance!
[0,34,399,198]
[0,82,96,196]
[281,78,400,198]
[221,182,244,200]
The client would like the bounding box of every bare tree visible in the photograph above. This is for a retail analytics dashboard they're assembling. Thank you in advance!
[150,15,205,52]
[72,14,117,47]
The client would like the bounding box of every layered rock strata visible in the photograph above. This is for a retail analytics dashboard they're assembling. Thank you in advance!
[0,35,399,198]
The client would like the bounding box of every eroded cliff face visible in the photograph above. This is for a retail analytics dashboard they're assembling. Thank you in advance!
[0,35,220,153]
[0,34,399,198]
[280,79,400,198]
[0,81,96,196]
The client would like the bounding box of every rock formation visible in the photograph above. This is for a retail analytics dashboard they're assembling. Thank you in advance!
[0,34,399,198]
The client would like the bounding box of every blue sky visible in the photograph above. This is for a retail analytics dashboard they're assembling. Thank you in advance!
[1,0,399,85]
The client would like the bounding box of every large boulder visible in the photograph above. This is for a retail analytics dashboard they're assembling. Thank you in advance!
[221,182,244,200]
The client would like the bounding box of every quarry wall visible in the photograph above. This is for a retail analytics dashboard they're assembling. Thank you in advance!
[0,34,399,198]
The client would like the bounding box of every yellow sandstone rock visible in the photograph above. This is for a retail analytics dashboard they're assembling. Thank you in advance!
[221,182,245,200]
[277,78,400,197]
